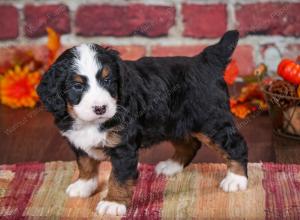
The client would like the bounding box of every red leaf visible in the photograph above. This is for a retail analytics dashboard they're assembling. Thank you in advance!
[224,60,239,85]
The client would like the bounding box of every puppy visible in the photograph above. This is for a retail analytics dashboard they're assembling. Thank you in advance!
[37,30,248,216]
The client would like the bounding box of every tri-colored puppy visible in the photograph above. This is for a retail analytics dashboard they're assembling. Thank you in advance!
[37,30,248,216]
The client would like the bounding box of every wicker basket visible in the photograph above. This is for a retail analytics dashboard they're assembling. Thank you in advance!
[262,81,300,140]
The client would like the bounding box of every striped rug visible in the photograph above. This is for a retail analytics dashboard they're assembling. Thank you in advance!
[0,161,299,219]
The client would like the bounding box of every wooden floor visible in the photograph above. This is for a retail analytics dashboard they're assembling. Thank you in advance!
[0,83,299,165]
[272,134,300,164]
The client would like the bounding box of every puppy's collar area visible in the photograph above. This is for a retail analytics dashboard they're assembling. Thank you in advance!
[72,119,101,130]
[61,120,107,150]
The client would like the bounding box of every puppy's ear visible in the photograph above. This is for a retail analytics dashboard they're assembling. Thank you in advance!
[37,62,66,118]
[116,59,128,97]
[105,47,120,63]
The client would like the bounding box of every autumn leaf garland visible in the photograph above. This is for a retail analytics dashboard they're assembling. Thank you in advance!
[0,27,61,108]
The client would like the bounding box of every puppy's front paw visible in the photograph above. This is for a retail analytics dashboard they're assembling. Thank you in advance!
[66,177,98,198]
[96,201,126,216]
[155,159,183,176]
[220,172,248,192]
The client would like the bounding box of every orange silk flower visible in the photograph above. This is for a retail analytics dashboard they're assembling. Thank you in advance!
[1,66,41,108]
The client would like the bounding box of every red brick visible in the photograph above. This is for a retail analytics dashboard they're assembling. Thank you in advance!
[24,4,70,38]
[0,5,18,39]
[75,4,175,37]
[182,4,227,38]
[110,45,146,60]
[232,45,254,76]
[151,45,207,57]
[236,3,300,37]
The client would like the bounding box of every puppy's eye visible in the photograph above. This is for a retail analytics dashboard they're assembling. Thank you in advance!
[72,83,84,91]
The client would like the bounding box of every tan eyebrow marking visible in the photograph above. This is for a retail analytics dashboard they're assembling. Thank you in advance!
[101,66,110,78]
[74,74,84,83]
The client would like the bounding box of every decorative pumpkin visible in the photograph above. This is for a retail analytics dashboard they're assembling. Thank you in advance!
[277,59,300,85]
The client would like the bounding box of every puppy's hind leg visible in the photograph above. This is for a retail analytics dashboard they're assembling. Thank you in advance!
[192,129,248,192]
[155,137,201,176]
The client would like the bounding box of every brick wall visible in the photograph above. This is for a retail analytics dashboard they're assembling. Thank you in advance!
[0,0,299,75]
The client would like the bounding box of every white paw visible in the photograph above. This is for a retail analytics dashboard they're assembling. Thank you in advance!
[96,201,126,216]
[66,177,98,198]
[220,171,248,192]
[155,159,183,176]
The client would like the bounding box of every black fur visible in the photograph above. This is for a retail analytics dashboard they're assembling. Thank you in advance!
[37,30,248,184]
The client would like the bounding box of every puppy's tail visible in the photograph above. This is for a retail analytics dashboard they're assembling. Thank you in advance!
[218,30,239,58]
[200,30,239,68]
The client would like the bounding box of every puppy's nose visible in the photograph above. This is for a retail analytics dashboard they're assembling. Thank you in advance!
[93,105,107,115]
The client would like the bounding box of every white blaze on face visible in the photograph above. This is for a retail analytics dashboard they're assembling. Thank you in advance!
[73,44,117,122]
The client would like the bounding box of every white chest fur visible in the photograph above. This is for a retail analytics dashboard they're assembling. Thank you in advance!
[62,121,107,159]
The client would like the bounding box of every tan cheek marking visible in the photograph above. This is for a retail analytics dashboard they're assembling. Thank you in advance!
[101,66,110,78]
[105,173,135,206]
[77,156,99,179]
[192,132,245,176]
[88,148,108,161]
[105,132,122,147]
[104,125,123,148]
[67,103,77,118]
